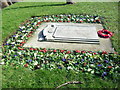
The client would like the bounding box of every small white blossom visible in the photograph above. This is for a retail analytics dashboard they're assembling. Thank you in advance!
[67,66,73,70]
[33,61,38,65]
[91,70,94,74]
[0,62,5,65]
[88,68,92,72]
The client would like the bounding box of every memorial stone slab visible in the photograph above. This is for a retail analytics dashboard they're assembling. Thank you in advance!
[40,23,99,44]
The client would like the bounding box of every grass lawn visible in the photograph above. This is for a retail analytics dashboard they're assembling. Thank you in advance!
[2,2,119,88]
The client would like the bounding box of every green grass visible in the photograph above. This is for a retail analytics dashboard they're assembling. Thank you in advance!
[2,66,119,88]
[2,2,119,88]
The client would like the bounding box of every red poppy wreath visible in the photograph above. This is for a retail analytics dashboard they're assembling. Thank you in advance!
[97,29,113,38]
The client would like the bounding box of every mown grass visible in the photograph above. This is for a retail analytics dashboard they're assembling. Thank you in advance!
[2,66,119,88]
[2,2,119,88]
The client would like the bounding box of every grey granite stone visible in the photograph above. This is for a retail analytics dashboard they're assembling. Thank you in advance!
[40,23,99,44]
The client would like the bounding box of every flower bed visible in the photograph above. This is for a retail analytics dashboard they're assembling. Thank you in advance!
[1,14,120,78]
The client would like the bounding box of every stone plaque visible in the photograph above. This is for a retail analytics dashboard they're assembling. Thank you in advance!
[41,23,99,44]
[53,25,98,40]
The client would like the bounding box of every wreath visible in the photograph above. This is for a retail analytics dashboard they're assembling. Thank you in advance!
[97,29,113,38]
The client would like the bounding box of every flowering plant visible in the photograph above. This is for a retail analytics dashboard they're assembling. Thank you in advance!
[1,14,119,78]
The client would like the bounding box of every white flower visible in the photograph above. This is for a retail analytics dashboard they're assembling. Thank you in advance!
[90,64,95,68]
[34,53,37,58]
[67,66,73,70]
[6,39,11,43]
[22,30,26,33]
[17,52,22,55]
[87,68,92,72]
[90,19,94,21]
[91,70,94,74]
[34,22,37,25]
[87,19,90,21]
[20,26,25,29]
[86,15,89,17]
[65,54,68,58]
[95,17,99,20]
[33,61,38,65]
[16,40,23,43]
[0,62,5,65]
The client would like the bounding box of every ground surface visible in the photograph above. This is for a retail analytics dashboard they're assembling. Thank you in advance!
[2,2,119,88]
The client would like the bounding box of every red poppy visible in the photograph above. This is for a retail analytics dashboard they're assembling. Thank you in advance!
[39,49,47,53]
[59,20,62,22]
[20,48,24,50]
[18,47,21,49]
[66,51,71,54]
[94,20,96,22]
[43,20,46,22]
[108,66,112,68]
[29,48,34,50]
[46,20,50,22]
[29,31,33,34]
[21,41,26,44]
[24,63,28,68]
[96,19,101,22]
[93,53,97,55]
[53,50,57,53]
[60,50,65,53]
[83,63,87,66]
[114,52,118,54]
[43,49,47,53]
[43,48,46,50]
[33,48,37,51]
[102,51,108,54]
[20,44,23,46]
[18,47,24,50]
[88,51,92,53]
[81,51,86,53]
[80,20,83,23]
[37,22,42,25]
[67,21,71,22]
[75,50,80,53]
[27,34,31,37]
